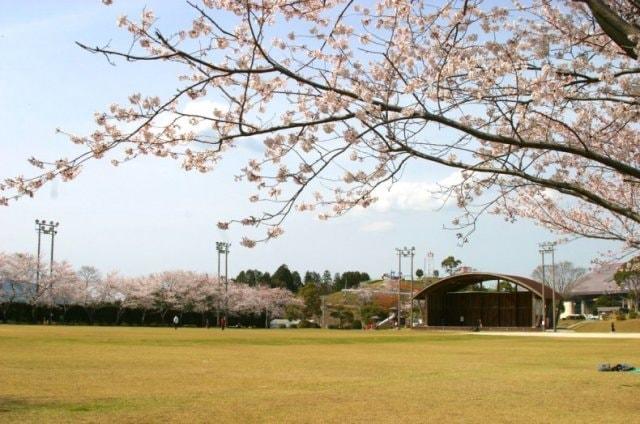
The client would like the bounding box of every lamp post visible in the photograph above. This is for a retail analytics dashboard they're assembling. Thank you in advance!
[395,248,403,329]
[395,246,415,329]
[35,220,59,323]
[35,219,59,287]
[407,247,415,328]
[539,247,546,330]
[216,241,231,323]
[35,221,43,294]
[539,242,557,332]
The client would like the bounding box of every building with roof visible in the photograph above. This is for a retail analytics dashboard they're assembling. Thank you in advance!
[562,263,630,317]
[413,272,561,329]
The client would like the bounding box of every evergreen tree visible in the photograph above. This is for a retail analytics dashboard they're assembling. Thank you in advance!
[273,264,296,292]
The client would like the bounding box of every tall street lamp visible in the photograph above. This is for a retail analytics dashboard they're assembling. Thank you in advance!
[216,241,231,322]
[394,246,415,329]
[538,245,546,330]
[35,219,59,291]
[35,219,59,323]
[404,247,415,328]
[539,242,557,332]
[395,248,402,329]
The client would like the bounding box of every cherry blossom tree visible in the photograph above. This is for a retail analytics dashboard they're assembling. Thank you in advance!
[0,252,36,321]
[77,265,103,323]
[255,285,302,327]
[1,249,306,326]
[2,1,639,252]
[47,261,82,321]
[0,252,44,321]
[615,256,640,310]
[191,274,224,326]
[107,272,140,324]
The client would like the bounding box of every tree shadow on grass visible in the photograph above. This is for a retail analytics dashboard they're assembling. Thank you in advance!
[0,396,126,415]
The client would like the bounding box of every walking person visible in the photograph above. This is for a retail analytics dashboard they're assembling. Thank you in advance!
[611,321,616,333]
[220,315,226,331]
[173,315,179,330]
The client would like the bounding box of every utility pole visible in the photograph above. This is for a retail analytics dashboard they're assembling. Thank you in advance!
[395,248,403,329]
[35,220,59,278]
[49,224,57,276]
[216,241,231,322]
[225,243,229,317]
[551,245,556,332]
[408,247,415,328]
[35,220,59,323]
[539,246,546,330]
[539,242,557,331]
[35,221,43,294]
[395,246,414,329]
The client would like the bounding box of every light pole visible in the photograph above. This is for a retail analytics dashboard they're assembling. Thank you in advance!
[35,220,59,281]
[394,246,415,329]
[35,220,59,323]
[395,248,402,329]
[551,246,556,331]
[539,242,557,332]
[35,221,43,294]
[407,247,415,328]
[216,241,231,324]
[539,246,546,330]
[540,242,557,332]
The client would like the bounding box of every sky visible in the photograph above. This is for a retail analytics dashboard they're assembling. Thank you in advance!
[0,1,622,279]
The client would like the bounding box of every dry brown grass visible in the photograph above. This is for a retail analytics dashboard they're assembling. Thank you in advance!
[569,318,640,332]
[1,325,639,423]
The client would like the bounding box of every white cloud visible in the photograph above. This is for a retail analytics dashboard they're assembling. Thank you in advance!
[360,220,395,232]
[180,99,225,134]
[370,171,463,212]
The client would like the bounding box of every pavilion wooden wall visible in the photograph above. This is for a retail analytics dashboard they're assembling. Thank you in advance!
[427,292,532,327]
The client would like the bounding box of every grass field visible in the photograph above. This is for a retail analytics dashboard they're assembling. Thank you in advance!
[567,319,640,333]
[1,326,640,423]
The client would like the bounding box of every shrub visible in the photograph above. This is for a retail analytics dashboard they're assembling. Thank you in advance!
[629,310,638,319]
[352,320,363,330]
[616,312,627,321]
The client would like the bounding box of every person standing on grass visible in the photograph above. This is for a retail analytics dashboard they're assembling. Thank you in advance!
[611,322,616,333]
[220,316,226,331]
[173,315,179,330]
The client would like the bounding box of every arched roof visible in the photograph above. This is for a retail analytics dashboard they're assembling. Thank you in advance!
[413,272,562,300]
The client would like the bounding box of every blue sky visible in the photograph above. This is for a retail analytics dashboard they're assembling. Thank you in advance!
[0,1,621,278]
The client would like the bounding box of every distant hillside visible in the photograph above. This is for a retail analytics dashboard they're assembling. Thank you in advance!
[322,278,439,325]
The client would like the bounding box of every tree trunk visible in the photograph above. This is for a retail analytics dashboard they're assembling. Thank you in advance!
[116,307,124,325]
[1,303,10,323]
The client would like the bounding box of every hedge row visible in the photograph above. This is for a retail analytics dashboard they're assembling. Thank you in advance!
[0,303,269,328]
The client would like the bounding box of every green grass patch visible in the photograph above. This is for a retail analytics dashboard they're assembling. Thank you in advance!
[1,325,639,422]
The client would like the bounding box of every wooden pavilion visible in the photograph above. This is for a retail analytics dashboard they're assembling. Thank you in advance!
[413,272,562,329]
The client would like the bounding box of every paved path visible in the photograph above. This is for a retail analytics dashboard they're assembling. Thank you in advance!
[470,331,640,339]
